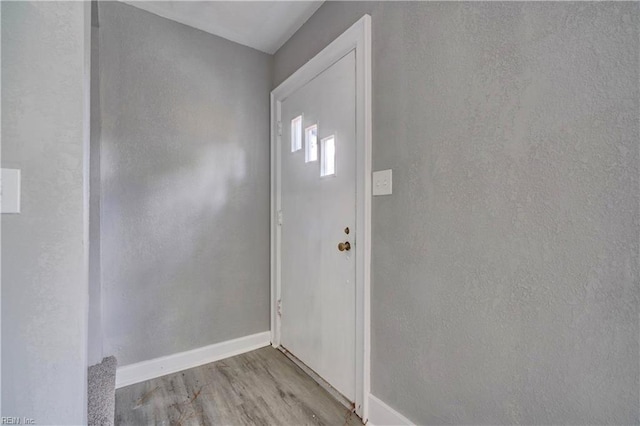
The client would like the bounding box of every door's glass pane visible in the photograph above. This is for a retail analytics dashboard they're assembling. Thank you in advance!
[291,115,302,152]
[305,124,318,163]
[321,135,335,177]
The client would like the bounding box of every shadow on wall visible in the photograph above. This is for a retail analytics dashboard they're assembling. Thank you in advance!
[101,140,246,287]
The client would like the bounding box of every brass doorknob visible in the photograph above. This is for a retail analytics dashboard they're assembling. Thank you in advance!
[338,241,351,252]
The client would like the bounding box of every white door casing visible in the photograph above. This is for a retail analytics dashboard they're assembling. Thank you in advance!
[270,15,371,420]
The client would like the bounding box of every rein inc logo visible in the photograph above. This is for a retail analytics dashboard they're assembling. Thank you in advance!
[1,418,35,425]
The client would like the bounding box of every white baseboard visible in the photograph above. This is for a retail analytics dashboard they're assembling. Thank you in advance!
[115,331,271,389]
[367,394,414,426]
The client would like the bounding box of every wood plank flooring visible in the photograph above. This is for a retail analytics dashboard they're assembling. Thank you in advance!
[115,347,363,426]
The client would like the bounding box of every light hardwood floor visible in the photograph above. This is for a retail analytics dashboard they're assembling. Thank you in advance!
[115,347,363,425]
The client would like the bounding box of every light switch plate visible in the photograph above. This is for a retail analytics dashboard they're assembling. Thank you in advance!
[372,169,392,196]
[1,168,21,214]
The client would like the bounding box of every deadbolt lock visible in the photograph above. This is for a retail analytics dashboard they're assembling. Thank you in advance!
[344,227,350,235]
[338,241,351,252]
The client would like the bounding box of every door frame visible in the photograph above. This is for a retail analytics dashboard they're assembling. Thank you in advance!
[270,15,372,421]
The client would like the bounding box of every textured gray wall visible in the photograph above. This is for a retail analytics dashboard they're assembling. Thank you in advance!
[2,1,89,423]
[274,2,640,424]
[98,2,271,366]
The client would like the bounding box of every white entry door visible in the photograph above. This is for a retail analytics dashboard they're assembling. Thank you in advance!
[280,50,356,401]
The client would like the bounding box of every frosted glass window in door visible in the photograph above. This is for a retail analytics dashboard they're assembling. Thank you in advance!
[305,124,318,163]
[291,115,302,152]
[321,135,336,177]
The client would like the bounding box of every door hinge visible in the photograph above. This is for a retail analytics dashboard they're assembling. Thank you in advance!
[277,299,282,317]
[277,210,283,226]
[277,121,283,136]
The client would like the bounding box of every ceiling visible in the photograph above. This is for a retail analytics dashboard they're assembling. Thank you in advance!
[122,1,324,54]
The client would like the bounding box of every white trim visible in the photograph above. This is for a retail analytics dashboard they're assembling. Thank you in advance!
[270,14,372,421]
[115,331,270,389]
[367,395,415,426]
[0,1,4,416]
[82,2,92,423]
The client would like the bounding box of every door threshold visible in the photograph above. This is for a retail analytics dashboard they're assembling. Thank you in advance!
[277,346,355,413]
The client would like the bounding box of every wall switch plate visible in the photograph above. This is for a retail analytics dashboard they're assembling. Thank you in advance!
[372,169,392,196]
[1,168,21,214]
